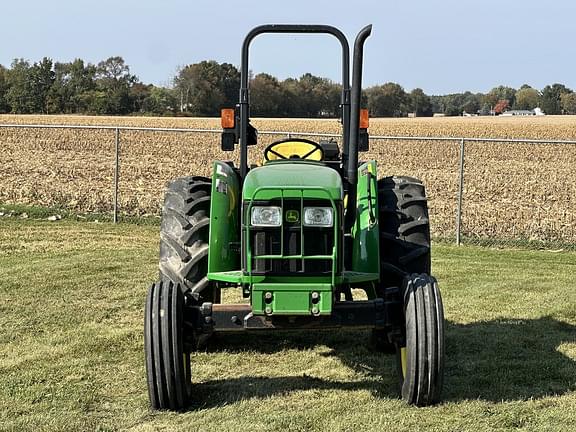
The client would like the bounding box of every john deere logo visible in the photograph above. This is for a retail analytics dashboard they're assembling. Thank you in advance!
[286,210,299,223]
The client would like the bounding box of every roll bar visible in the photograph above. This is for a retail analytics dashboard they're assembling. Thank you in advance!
[239,25,351,179]
[237,24,372,184]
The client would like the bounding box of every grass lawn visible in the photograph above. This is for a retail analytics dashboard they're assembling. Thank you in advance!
[0,219,575,431]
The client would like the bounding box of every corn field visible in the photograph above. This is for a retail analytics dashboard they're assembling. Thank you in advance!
[1,114,576,247]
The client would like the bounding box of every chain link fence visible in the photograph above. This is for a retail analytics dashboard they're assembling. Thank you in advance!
[1,123,575,249]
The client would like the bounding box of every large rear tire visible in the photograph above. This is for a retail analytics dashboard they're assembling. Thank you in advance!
[372,176,431,351]
[159,176,219,303]
[144,280,192,410]
[378,176,431,288]
[397,274,444,406]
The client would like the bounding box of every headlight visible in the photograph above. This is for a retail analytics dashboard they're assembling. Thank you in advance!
[251,206,281,226]
[304,207,333,227]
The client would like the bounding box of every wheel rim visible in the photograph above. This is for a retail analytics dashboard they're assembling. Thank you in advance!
[400,346,408,378]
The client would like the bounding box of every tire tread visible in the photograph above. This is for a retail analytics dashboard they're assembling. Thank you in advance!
[159,176,214,301]
[144,281,191,410]
[400,274,444,406]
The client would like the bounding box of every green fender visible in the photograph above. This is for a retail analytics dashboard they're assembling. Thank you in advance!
[207,161,240,274]
[351,160,380,297]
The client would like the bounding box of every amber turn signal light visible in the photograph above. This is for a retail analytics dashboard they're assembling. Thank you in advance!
[360,109,369,129]
[221,108,235,129]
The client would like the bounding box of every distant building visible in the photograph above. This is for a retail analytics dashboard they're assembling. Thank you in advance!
[501,110,534,116]
[501,108,546,116]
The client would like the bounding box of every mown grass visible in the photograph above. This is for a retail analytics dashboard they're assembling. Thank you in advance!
[0,203,161,225]
[0,219,575,431]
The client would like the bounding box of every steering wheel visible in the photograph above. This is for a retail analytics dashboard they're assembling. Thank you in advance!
[264,138,324,161]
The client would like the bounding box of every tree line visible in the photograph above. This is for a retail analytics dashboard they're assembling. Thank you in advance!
[1,57,575,117]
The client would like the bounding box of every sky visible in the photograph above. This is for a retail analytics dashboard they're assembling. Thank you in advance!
[1,0,575,95]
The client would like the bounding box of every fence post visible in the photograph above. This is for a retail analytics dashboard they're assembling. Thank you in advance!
[287,132,291,139]
[456,138,465,245]
[113,127,120,224]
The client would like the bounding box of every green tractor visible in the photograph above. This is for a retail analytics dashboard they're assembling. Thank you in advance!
[144,24,445,409]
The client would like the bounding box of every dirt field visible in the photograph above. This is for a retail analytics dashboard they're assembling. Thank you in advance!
[1,114,576,244]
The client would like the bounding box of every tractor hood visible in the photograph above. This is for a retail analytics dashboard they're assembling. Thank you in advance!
[242,161,343,201]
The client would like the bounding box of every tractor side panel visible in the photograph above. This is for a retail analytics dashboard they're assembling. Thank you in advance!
[208,161,240,274]
[351,161,380,277]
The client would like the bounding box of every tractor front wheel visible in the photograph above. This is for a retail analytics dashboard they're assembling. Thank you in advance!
[372,176,431,352]
[397,273,444,406]
[144,280,192,410]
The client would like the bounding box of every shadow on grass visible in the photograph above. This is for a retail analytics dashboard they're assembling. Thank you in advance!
[188,316,575,409]
[444,316,576,402]
[190,374,393,411]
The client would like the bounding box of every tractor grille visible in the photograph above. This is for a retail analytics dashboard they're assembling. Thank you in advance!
[242,199,342,276]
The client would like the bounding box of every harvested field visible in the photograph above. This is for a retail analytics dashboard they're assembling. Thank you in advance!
[1,114,576,245]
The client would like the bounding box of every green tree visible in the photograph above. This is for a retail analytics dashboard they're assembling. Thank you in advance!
[484,86,516,109]
[219,62,240,108]
[29,57,55,113]
[312,77,340,118]
[479,103,491,116]
[560,92,576,115]
[174,61,239,115]
[295,73,324,117]
[408,88,432,116]
[429,95,444,114]
[0,65,9,113]
[430,92,482,116]
[46,62,70,113]
[96,56,137,114]
[462,92,482,115]
[514,87,540,110]
[48,59,97,113]
[294,73,340,117]
[6,59,35,113]
[540,83,572,115]
[442,94,465,116]
[278,77,301,116]
[366,82,408,117]
[130,83,152,113]
[6,57,55,113]
[74,90,108,114]
[142,86,178,114]
[250,73,283,116]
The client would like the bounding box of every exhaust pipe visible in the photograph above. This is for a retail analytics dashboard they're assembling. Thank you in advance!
[347,24,372,185]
